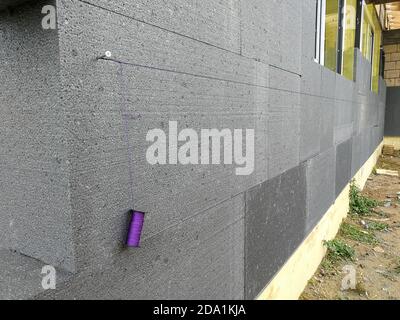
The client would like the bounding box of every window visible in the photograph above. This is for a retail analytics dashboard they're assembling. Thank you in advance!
[336,0,357,80]
[315,0,381,90]
[342,0,357,80]
[324,0,340,72]
[362,23,374,62]
[361,2,382,93]
[320,0,346,74]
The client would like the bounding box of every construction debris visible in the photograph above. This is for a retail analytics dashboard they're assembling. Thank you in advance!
[383,145,395,156]
[376,169,399,177]
[373,246,385,253]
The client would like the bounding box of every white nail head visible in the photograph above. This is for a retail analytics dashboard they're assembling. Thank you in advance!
[105,51,112,58]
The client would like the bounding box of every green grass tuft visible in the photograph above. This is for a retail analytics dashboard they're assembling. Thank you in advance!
[349,182,379,216]
[340,222,378,245]
[367,221,389,231]
[323,239,355,263]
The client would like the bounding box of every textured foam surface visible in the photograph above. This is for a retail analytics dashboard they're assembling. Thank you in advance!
[0,0,387,299]
[245,164,307,299]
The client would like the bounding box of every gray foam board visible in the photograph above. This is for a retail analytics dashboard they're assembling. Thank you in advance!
[245,164,307,299]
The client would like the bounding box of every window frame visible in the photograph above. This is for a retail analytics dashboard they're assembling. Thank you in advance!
[355,0,363,49]
[369,29,375,90]
[337,0,346,74]
[314,0,326,65]
[360,0,366,53]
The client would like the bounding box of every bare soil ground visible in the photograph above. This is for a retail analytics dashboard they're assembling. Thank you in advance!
[301,151,400,300]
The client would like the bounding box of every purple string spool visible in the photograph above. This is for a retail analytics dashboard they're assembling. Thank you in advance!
[126,210,145,247]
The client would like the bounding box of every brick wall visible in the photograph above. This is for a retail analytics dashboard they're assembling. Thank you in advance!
[384,44,400,87]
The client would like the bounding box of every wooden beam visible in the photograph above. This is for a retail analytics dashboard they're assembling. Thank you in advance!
[366,0,400,5]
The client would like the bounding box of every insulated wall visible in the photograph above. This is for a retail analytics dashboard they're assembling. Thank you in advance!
[0,0,75,272]
[0,0,386,299]
[384,87,400,137]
